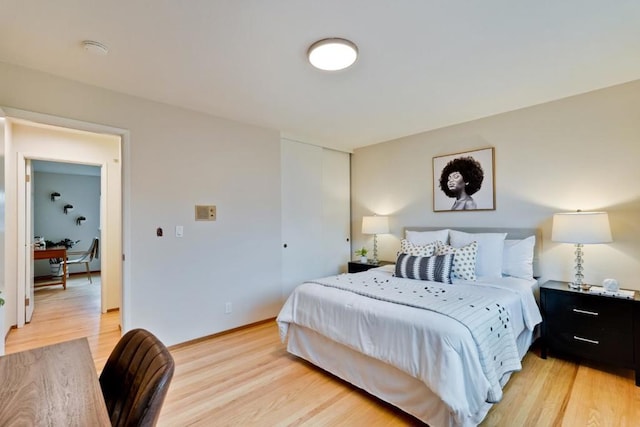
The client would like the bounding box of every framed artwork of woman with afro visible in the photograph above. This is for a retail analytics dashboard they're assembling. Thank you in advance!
[432,147,495,212]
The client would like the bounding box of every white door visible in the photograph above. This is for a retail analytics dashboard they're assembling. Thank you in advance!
[281,139,324,298]
[322,149,351,275]
[25,159,35,322]
[17,157,36,323]
[281,140,351,299]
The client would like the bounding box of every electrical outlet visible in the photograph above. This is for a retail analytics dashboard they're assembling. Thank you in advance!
[225,302,232,314]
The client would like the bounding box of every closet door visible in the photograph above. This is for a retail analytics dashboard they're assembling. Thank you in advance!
[281,139,324,297]
[322,148,351,275]
[281,140,351,298]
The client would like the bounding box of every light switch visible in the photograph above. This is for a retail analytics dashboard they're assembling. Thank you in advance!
[175,225,184,237]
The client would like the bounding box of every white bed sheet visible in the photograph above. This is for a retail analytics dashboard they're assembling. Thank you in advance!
[286,324,535,427]
[277,269,541,426]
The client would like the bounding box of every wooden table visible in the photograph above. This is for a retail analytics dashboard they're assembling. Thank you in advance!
[33,247,67,289]
[0,338,110,426]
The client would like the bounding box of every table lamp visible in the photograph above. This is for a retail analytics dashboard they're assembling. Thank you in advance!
[551,211,612,290]
[362,216,389,265]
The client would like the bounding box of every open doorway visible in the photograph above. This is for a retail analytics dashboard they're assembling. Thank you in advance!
[30,160,102,324]
[5,118,122,333]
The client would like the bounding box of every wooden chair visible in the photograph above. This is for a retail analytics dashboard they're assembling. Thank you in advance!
[99,329,175,427]
[64,237,99,283]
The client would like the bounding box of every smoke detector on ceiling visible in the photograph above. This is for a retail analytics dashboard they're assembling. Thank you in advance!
[82,40,109,56]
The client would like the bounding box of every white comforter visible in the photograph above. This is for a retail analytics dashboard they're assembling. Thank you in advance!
[277,269,542,426]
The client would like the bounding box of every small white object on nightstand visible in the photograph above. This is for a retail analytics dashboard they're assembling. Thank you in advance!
[602,278,619,292]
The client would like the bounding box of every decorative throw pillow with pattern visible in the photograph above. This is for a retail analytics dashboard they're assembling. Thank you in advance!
[435,241,478,281]
[399,239,439,257]
[395,253,454,284]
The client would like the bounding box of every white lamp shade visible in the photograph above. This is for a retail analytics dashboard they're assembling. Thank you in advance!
[362,216,389,235]
[551,211,612,244]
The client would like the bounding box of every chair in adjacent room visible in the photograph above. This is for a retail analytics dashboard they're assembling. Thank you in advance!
[64,237,99,283]
[99,328,175,427]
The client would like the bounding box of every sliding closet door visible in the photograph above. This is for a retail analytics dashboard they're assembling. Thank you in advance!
[281,140,351,298]
[281,139,324,297]
[322,148,350,276]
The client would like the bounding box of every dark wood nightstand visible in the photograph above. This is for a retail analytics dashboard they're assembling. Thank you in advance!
[540,280,640,386]
[348,260,394,273]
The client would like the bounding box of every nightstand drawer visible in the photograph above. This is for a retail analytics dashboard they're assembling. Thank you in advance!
[544,290,633,331]
[547,317,633,341]
[546,328,634,365]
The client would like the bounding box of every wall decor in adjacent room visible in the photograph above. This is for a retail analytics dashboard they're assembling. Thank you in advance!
[433,147,495,212]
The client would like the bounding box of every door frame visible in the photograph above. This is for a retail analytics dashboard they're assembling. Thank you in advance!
[2,106,130,331]
[17,152,112,323]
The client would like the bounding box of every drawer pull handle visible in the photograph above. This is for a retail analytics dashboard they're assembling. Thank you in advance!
[572,308,599,316]
[573,336,599,345]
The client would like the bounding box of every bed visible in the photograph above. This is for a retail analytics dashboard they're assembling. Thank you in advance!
[276,227,543,427]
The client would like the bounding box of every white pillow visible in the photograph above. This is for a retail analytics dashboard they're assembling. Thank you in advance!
[405,229,449,246]
[502,236,535,280]
[449,230,507,278]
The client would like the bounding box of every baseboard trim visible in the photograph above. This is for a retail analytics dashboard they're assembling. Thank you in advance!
[168,317,276,350]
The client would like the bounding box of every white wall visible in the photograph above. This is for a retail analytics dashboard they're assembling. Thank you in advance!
[33,171,101,276]
[0,61,282,346]
[352,79,640,290]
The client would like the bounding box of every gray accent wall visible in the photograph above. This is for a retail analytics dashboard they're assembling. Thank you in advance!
[33,170,101,276]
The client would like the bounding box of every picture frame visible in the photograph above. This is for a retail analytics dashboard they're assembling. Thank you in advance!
[432,147,495,212]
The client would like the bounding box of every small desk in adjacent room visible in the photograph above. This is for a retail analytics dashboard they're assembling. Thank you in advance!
[0,338,110,426]
[33,247,67,289]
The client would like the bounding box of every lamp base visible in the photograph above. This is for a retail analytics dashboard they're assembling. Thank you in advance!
[371,234,379,266]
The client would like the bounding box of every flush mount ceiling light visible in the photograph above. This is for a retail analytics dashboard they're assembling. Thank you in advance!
[308,38,358,71]
[82,40,109,56]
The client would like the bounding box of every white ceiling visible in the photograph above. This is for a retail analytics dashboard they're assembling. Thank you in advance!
[1,1,639,152]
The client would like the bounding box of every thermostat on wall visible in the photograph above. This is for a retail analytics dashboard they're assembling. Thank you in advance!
[195,205,216,221]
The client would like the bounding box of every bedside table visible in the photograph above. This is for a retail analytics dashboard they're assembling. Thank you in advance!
[348,260,394,273]
[540,280,640,386]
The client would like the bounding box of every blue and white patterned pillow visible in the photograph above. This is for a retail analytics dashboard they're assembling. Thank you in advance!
[436,241,478,281]
[399,239,439,257]
[395,253,454,284]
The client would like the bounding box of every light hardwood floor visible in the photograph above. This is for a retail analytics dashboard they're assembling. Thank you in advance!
[5,278,640,426]
[5,274,121,372]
